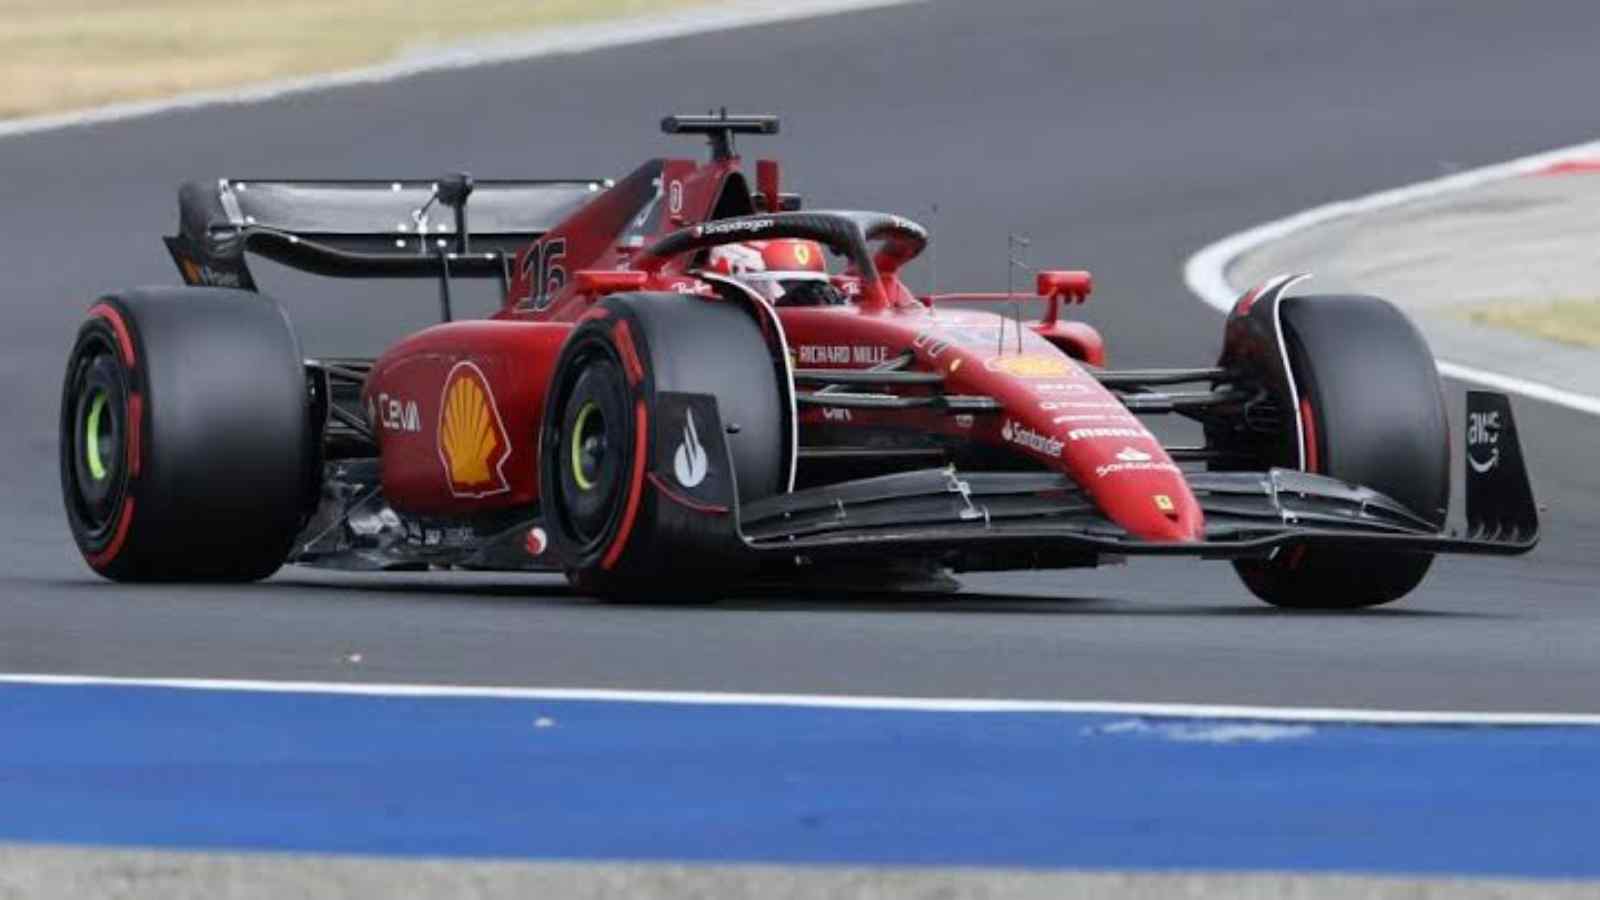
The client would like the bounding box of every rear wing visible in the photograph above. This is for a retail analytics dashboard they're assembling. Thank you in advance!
[164,176,607,290]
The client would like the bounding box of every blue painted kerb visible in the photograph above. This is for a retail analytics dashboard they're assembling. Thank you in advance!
[1,683,1595,876]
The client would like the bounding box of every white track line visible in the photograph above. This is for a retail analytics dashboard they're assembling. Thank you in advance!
[0,0,922,141]
[1184,137,1600,418]
[4,673,1600,726]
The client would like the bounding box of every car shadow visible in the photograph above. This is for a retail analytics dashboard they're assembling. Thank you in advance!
[30,567,1514,620]
[247,573,1511,620]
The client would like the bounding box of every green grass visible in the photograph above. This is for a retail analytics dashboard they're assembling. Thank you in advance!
[0,0,713,119]
[1463,298,1600,348]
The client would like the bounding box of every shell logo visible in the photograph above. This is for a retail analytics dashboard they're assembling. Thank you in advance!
[984,354,1074,378]
[437,361,512,498]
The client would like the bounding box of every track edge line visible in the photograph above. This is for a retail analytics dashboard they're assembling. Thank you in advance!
[1182,136,1600,417]
[5,672,1600,726]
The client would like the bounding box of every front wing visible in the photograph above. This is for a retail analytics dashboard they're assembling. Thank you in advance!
[702,390,1539,571]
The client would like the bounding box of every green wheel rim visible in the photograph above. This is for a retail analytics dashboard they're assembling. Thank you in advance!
[570,401,601,491]
[84,391,110,481]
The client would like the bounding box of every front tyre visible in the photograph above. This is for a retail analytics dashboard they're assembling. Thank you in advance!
[60,288,313,582]
[1234,294,1447,609]
[547,333,639,567]
[539,293,786,602]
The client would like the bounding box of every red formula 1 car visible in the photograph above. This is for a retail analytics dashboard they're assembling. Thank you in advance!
[59,114,1539,607]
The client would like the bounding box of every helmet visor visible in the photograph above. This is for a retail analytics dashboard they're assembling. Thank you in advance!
[741,271,829,302]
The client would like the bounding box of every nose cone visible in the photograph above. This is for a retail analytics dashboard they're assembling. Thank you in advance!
[995,414,1205,543]
[1097,476,1204,542]
[1070,443,1205,544]
[930,322,1205,544]
[985,407,1205,544]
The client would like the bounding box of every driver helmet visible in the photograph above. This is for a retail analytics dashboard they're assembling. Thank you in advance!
[706,239,829,303]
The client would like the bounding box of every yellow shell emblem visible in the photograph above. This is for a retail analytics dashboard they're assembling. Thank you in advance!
[985,354,1073,378]
[437,362,511,497]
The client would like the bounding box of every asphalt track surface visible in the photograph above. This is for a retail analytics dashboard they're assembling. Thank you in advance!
[3,0,1598,713]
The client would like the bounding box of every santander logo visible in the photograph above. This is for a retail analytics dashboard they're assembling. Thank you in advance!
[1001,419,1065,458]
[1094,444,1176,479]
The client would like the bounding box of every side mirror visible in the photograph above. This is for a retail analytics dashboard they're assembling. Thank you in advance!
[1036,270,1093,303]
[1036,270,1093,327]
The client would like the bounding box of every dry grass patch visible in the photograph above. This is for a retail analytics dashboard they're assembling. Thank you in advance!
[0,0,712,119]
[1464,298,1600,348]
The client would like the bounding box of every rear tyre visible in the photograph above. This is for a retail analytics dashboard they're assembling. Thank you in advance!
[1234,294,1447,609]
[539,293,786,602]
[59,288,313,582]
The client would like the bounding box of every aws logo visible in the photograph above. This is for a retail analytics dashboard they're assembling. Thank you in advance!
[437,361,512,498]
